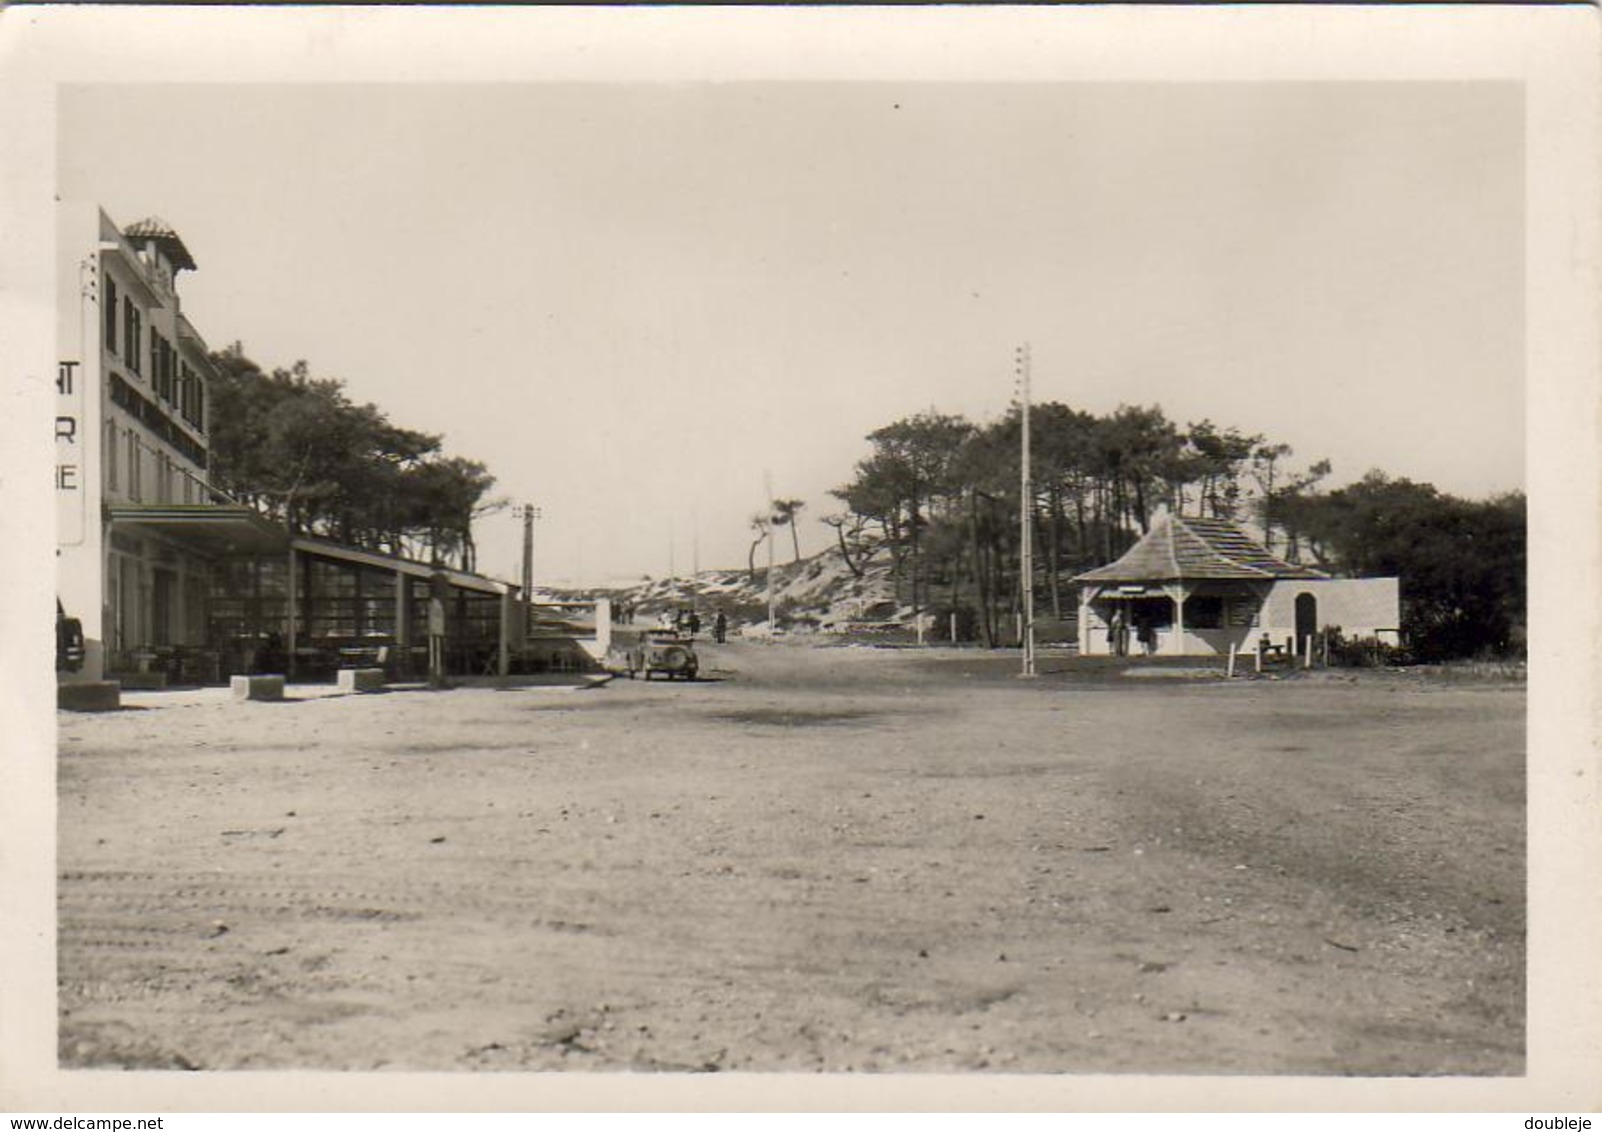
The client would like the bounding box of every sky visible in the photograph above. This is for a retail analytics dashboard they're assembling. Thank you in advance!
[60,82,1524,587]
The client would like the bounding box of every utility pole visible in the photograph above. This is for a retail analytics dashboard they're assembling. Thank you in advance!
[764,471,776,636]
[515,503,541,616]
[1017,344,1037,678]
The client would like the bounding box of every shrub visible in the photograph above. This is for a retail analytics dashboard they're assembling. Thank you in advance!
[1323,626,1410,668]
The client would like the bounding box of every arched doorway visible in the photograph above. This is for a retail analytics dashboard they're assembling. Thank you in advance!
[1294,592,1318,646]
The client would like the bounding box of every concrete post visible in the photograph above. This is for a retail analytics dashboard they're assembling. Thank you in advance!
[498,588,512,677]
[394,567,410,677]
[285,544,298,680]
[594,597,612,655]
[173,560,187,647]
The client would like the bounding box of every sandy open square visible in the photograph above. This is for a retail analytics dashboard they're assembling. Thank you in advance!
[57,643,1524,1075]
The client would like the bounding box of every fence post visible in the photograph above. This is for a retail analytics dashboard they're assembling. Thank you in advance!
[1227,641,1237,679]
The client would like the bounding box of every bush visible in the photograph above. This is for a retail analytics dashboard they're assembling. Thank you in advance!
[1323,626,1410,668]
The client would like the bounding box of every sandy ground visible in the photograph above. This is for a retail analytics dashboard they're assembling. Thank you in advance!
[56,642,1525,1074]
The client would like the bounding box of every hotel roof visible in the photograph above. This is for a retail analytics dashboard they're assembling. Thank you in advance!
[124,216,197,272]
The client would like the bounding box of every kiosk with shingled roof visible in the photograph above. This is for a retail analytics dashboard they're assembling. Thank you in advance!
[1073,514,1399,661]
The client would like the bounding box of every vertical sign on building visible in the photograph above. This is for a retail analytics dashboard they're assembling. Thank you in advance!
[57,359,85,546]
[60,255,96,548]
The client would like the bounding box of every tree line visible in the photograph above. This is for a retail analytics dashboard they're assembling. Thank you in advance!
[206,349,499,572]
[824,403,1524,660]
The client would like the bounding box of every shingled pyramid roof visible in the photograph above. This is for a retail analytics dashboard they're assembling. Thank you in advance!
[124,216,197,272]
[1074,514,1327,584]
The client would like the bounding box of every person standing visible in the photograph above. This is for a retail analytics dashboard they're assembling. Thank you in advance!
[1108,607,1127,657]
[427,572,450,688]
[713,609,727,644]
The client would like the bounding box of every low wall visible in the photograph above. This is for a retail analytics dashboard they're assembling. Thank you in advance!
[336,668,386,693]
[231,674,285,702]
[58,681,121,712]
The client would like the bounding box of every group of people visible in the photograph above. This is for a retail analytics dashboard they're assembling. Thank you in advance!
[652,606,727,643]
[613,600,729,642]
[1105,608,1159,656]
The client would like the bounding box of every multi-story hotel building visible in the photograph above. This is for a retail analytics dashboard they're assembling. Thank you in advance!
[56,206,237,682]
[56,206,520,687]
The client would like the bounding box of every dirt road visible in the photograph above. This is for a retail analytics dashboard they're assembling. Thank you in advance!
[57,642,1524,1074]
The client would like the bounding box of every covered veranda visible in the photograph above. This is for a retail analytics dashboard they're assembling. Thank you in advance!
[1076,578,1271,658]
[105,504,517,683]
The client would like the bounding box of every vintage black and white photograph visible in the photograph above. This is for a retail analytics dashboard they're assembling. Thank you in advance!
[6,4,1600,1113]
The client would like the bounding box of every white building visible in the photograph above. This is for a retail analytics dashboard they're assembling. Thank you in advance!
[1074,514,1400,658]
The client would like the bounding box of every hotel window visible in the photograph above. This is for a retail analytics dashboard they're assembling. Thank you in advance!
[306,559,359,639]
[104,277,118,353]
[181,363,201,428]
[123,300,141,375]
[105,418,118,491]
[127,433,142,502]
[163,340,177,403]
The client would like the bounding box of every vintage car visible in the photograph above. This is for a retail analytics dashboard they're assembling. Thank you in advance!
[607,630,699,681]
[56,600,85,673]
